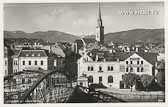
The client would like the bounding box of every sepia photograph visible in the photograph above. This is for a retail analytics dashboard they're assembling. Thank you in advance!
[3,1,165,104]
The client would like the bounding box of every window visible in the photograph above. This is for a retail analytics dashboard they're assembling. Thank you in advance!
[130,61,133,64]
[141,61,143,64]
[91,66,94,71]
[99,66,102,71]
[88,66,91,71]
[41,60,43,65]
[80,82,83,86]
[137,61,139,64]
[130,67,133,72]
[108,66,113,71]
[99,76,102,82]
[137,67,139,72]
[111,66,113,71]
[88,76,93,83]
[126,67,128,72]
[141,67,144,72]
[22,78,25,84]
[29,61,31,65]
[108,76,113,83]
[22,61,25,65]
[35,60,37,65]
[126,61,128,64]
[108,66,110,71]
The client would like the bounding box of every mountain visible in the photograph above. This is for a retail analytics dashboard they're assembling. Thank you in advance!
[104,29,164,43]
[4,28,164,43]
[4,30,81,43]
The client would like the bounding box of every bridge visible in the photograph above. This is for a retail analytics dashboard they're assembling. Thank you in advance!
[4,64,74,104]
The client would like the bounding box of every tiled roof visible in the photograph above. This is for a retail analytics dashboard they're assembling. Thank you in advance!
[88,50,158,65]
[19,50,47,57]
[137,52,158,65]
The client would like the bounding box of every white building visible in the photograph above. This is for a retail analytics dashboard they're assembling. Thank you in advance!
[12,49,48,73]
[77,51,158,89]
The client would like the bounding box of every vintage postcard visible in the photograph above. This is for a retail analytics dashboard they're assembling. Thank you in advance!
[1,0,167,106]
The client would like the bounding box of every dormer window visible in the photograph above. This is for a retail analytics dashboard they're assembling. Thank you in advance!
[26,54,29,56]
[38,53,41,56]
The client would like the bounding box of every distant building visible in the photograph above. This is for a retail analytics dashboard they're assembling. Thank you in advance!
[12,49,48,72]
[77,51,158,89]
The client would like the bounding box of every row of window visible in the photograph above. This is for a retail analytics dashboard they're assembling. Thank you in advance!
[88,75,113,83]
[88,66,114,71]
[126,67,144,72]
[126,61,143,64]
[22,60,44,66]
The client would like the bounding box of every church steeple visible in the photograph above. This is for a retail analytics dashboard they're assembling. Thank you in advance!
[96,2,104,44]
[97,2,102,26]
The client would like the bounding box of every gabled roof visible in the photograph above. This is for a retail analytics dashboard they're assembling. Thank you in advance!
[87,50,158,65]
[116,52,158,65]
[19,50,47,57]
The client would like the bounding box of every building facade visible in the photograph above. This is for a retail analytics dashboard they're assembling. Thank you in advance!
[12,50,48,73]
[77,52,158,89]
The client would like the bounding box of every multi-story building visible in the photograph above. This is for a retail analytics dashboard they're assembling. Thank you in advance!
[77,51,158,89]
[12,49,48,72]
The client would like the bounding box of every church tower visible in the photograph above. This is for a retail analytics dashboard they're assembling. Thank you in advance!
[96,3,104,44]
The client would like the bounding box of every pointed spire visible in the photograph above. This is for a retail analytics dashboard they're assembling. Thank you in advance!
[97,1,102,27]
[98,2,102,21]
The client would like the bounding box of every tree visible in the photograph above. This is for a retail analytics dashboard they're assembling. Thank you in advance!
[140,74,155,91]
[122,73,139,92]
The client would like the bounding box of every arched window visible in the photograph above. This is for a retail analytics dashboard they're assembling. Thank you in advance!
[88,75,93,83]
[99,66,102,71]
[108,66,110,71]
[41,60,43,65]
[35,60,37,65]
[108,76,113,83]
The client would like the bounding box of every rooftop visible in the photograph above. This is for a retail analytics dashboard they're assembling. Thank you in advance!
[19,50,47,57]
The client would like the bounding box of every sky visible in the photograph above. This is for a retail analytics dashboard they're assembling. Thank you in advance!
[4,2,164,36]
